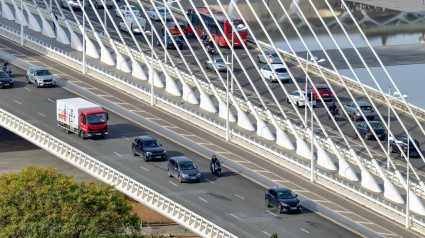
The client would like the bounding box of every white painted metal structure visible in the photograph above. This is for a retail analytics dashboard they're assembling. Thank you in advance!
[2,0,425,233]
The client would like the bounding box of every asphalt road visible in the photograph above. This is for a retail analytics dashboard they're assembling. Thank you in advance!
[28,1,425,181]
[0,59,362,237]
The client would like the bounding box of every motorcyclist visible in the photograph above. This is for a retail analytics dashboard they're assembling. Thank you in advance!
[328,102,338,119]
[210,155,220,171]
[208,39,215,54]
[2,61,9,71]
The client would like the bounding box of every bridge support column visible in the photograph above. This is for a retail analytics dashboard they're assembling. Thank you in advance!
[327,138,358,181]
[285,120,312,159]
[12,0,28,26]
[210,84,235,122]
[371,160,403,203]
[175,67,198,104]
[64,20,82,51]
[99,45,114,66]
[37,7,55,38]
[1,0,14,21]
[50,13,70,45]
[115,51,130,72]
[247,101,274,141]
[191,75,216,113]
[349,149,381,192]
[229,94,255,131]
[266,110,294,150]
[141,53,162,87]
[158,61,181,96]
[131,60,147,80]
[24,2,40,32]
[85,36,100,59]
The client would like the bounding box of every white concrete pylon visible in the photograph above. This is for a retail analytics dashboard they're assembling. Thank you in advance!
[191,75,216,113]
[131,60,147,80]
[51,13,70,45]
[100,45,115,66]
[296,136,312,160]
[372,160,403,203]
[247,101,275,140]
[327,138,358,181]
[210,85,236,122]
[12,0,28,26]
[158,61,181,96]
[349,148,381,192]
[306,131,336,171]
[408,190,425,215]
[24,3,40,32]
[85,37,100,59]
[1,0,15,21]
[175,67,198,104]
[229,94,255,131]
[266,110,294,150]
[115,51,130,72]
[37,8,55,38]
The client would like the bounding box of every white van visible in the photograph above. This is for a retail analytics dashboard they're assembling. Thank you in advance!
[119,16,147,34]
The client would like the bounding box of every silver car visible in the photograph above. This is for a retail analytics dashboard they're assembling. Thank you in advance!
[93,0,113,9]
[26,67,56,88]
[344,101,374,121]
[205,58,227,72]
[167,156,201,183]
[257,50,283,64]
[260,64,291,83]
[60,0,84,10]
[146,7,171,21]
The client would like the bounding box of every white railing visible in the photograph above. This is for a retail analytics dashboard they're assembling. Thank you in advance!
[0,108,237,238]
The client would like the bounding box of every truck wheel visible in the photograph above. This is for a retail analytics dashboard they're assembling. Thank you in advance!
[65,128,71,134]
[79,131,86,140]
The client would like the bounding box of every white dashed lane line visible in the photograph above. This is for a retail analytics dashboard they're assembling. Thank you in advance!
[24,87,31,91]
[37,112,45,117]
[113,152,123,157]
[198,197,208,203]
[234,194,245,200]
[204,178,214,184]
[121,136,130,140]
[169,181,178,187]
[14,100,22,104]
[262,231,271,236]
[230,214,241,220]
[266,210,277,217]
[300,228,310,234]
[140,166,149,172]
[47,99,55,103]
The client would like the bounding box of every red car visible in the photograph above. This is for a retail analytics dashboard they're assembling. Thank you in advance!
[303,84,333,101]
[161,22,188,37]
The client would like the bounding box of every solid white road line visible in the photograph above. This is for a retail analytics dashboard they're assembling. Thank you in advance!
[234,194,245,200]
[199,197,208,203]
[140,166,149,172]
[37,112,46,117]
[14,100,22,104]
[113,152,123,157]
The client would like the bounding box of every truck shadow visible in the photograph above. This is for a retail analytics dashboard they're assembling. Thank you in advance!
[106,123,149,139]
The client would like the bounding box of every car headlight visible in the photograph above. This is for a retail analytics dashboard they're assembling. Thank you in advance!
[163,151,167,155]
[87,133,92,136]
[196,172,201,177]
[297,202,302,207]
[280,202,288,207]
[146,152,152,156]
[182,174,188,178]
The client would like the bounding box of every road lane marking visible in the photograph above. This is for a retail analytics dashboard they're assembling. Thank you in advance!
[230,214,241,220]
[204,178,214,184]
[169,181,178,186]
[334,210,351,213]
[90,139,95,143]
[37,112,45,117]
[234,194,245,200]
[121,136,130,140]
[113,152,123,157]
[24,87,31,91]
[198,197,208,203]
[262,231,271,236]
[140,166,149,171]
[47,99,55,103]
[14,100,22,104]
[266,210,277,217]
[300,228,310,234]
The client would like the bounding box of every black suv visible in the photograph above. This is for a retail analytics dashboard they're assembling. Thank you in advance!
[265,187,302,214]
[390,137,421,158]
[156,35,183,49]
[131,136,167,161]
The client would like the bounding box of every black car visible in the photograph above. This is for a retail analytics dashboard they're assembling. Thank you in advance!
[390,137,421,158]
[355,121,386,140]
[131,136,167,161]
[0,70,14,88]
[156,35,183,49]
[265,187,302,214]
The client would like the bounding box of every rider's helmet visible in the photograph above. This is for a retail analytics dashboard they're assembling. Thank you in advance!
[209,39,212,42]
[212,155,216,159]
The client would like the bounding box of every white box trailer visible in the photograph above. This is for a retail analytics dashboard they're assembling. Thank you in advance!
[57,98,109,139]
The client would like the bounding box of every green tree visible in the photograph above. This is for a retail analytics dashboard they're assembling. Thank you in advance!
[270,233,278,238]
[0,166,141,237]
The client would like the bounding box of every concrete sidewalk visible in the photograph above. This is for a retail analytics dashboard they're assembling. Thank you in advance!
[351,0,425,13]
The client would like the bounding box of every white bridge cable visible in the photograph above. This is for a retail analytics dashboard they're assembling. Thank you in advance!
[318,0,425,184]
[337,0,425,164]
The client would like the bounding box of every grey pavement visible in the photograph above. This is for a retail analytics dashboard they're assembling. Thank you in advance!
[352,0,425,13]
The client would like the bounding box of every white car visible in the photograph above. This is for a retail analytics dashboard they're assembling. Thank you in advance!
[286,91,316,108]
[260,64,290,83]
[146,6,171,21]
[115,5,141,18]
[119,16,146,34]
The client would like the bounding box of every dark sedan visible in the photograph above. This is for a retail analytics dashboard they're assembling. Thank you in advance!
[265,187,302,214]
[156,35,183,49]
[131,136,167,161]
[0,70,14,88]
[390,137,421,158]
[355,121,386,140]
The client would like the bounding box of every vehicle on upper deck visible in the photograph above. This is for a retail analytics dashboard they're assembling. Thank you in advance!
[60,0,85,10]
[187,7,248,47]
[162,22,188,37]
[205,58,227,72]
[257,50,284,64]
[157,35,183,49]
[260,64,290,83]
[146,6,171,21]
[303,84,333,102]
[0,70,14,88]
[115,5,141,18]
[355,121,386,140]
[286,90,316,108]
[390,137,421,158]
[119,16,147,34]
[344,101,374,121]
[92,0,113,9]
[26,66,56,88]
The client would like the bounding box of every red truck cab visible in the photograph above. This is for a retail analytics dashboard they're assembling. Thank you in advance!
[79,109,109,139]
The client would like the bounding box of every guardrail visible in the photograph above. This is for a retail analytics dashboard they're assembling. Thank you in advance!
[0,109,237,238]
[2,2,425,233]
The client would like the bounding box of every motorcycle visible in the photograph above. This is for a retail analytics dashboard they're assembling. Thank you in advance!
[210,161,222,177]
[208,45,215,55]
[2,63,11,77]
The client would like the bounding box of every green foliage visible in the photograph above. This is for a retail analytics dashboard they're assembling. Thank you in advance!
[0,166,141,237]
[270,233,278,238]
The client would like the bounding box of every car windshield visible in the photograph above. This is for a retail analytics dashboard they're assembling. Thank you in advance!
[317,88,330,92]
[360,106,372,110]
[0,71,9,78]
[215,59,224,63]
[277,190,296,199]
[402,138,419,147]
[370,122,384,129]
[275,68,287,73]
[143,140,160,148]
[35,69,52,76]
[179,162,197,170]
[271,53,280,57]
[157,9,165,13]
[131,6,137,11]
[86,113,107,125]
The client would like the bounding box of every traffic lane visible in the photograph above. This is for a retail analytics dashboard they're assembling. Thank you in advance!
[0,69,358,237]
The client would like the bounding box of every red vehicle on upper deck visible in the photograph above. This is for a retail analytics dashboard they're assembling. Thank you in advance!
[187,7,248,47]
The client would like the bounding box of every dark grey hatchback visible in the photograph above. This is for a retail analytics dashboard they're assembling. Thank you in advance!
[265,187,302,214]
[168,156,201,183]
[0,70,14,88]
